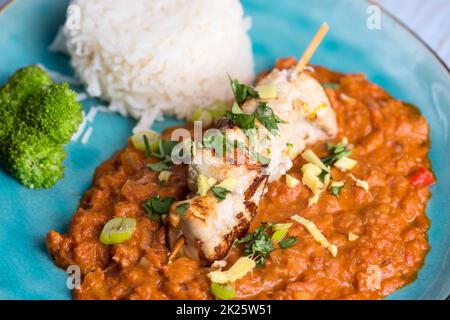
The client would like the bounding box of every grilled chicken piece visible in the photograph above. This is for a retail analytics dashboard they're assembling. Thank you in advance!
[168,67,337,264]
[242,69,337,182]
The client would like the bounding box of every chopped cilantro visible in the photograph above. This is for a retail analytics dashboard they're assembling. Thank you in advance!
[321,142,352,167]
[147,160,171,172]
[229,76,259,105]
[211,186,230,201]
[235,223,274,267]
[323,82,340,90]
[254,102,285,132]
[329,183,345,197]
[279,236,297,249]
[175,203,189,215]
[142,195,175,223]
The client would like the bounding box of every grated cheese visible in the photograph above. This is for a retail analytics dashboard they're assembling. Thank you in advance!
[323,173,331,189]
[349,174,369,192]
[291,214,337,257]
[215,178,237,192]
[158,171,172,184]
[330,181,345,188]
[198,174,217,196]
[208,257,256,284]
[334,156,357,172]
[301,149,330,172]
[348,232,359,241]
[301,163,322,176]
[286,174,300,188]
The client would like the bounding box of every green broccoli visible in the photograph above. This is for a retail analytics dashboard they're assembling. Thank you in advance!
[0,65,83,189]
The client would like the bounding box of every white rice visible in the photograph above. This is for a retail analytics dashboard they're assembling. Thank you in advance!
[62,0,255,132]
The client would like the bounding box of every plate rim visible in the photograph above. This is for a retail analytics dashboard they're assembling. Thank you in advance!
[0,0,449,300]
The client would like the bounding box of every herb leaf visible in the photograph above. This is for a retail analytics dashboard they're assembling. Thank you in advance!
[235,223,274,267]
[229,76,259,105]
[254,102,285,132]
[211,186,230,201]
[147,161,171,172]
[279,236,297,249]
[175,203,189,215]
[323,82,340,90]
[329,183,345,197]
[225,110,256,130]
[142,195,175,223]
[321,142,352,167]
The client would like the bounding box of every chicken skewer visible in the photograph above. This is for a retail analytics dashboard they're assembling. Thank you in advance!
[168,23,337,264]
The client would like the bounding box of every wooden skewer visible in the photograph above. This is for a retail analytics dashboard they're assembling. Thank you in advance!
[295,22,329,73]
[168,235,186,263]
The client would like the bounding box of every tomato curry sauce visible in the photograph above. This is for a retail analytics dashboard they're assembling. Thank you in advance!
[47,65,433,300]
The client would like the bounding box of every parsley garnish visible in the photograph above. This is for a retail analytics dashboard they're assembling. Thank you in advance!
[323,82,340,90]
[145,139,180,171]
[254,102,285,132]
[279,236,297,249]
[202,133,270,165]
[229,76,259,105]
[225,103,256,130]
[329,183,345,197]
[175,203,189,215]
[147,160,171,172]
[235,223,274,267]
[142,195,175,223]
[321,142,352,167]
[211,186,230,201]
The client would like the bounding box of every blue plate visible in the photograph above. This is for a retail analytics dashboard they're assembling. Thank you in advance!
[0,0,449,300]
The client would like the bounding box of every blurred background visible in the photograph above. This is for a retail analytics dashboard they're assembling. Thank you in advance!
[377,0,449,66]
[1,0,448,66]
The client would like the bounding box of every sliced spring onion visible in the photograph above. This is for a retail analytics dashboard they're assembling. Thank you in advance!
[99,218,136,245]
[210,282,236,300]
[208,101,228,122]
[131,130,160,153]
[192,108,213,127]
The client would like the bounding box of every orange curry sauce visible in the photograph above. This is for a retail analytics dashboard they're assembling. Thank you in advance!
[47,65,432,300]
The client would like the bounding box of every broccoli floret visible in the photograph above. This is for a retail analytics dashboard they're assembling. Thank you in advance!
[23,82,83,144]
[0,65,82,189]
[3,127,66,189]
[0,65,52,149]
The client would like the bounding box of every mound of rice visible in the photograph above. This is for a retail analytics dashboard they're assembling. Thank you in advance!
[62,0,254,131]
